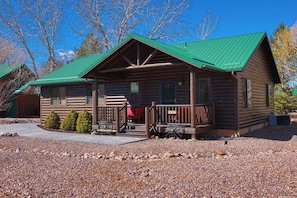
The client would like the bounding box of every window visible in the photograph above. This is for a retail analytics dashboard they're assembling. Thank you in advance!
[86,85,92,105]
[130,82,139,93]
[242,78,252,108]
[266,84,272,107]
[51,87,66,105]
[86,84,106,105]
[196,78,211,103]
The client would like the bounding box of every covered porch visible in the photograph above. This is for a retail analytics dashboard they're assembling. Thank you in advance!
[92,101,215,139]
[82,34,217,138]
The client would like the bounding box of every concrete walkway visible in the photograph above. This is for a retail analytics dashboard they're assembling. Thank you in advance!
[0,123,147,145]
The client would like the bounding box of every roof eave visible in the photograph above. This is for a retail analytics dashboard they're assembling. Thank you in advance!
[30,77,94,86]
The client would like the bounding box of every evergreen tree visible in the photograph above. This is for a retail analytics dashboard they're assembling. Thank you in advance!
[76,33,103,58]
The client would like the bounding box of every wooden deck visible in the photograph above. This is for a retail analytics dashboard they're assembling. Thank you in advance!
[93,102,215,138]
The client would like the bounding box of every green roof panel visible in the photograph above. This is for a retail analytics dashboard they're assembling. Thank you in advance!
[0,64,23,78]
[30,54,104,86]
[173,32,266,71]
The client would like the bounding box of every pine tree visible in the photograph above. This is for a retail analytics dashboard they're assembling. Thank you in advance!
[76,33,103,58]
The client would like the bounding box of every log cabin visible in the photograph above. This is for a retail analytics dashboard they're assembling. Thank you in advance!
[31,32,280,138]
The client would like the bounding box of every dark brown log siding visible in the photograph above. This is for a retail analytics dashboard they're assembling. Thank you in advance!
[211,72,237,129]
[104,65,190,106]
[104,66,237,130]
[40,85,92,122]
[237,42,275,128]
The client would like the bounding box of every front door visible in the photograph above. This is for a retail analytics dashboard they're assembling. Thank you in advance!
[161,81,176,104]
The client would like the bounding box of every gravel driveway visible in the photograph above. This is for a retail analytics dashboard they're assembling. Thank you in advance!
[1,122,297,197]
[0,123,147,145]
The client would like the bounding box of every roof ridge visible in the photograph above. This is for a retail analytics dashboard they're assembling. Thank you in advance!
[173,32,266,45]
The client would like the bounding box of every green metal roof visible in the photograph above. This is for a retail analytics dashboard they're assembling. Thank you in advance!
[30,54,105,86]
[82,33,217,77]
[0,64,23,78]
[33,32,277,86]
[173,32,266,72]
[82,32,267,77]
[125,33,216,68]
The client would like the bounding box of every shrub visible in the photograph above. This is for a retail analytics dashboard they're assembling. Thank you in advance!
[76,110,92,133]
[44,111,60,129]
[60,110,78,131]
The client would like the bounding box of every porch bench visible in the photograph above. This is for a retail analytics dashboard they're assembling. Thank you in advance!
[97,120,116,135]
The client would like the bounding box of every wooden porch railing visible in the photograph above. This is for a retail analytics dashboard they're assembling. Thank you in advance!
[97,102,215,137]
[145,102,215,137]
[97,104,128,134]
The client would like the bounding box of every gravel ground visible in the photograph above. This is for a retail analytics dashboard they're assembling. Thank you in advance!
[1,122,297,197]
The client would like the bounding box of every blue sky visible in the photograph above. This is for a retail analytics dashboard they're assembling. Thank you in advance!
[189,0,297,39]
[56,0,297,63]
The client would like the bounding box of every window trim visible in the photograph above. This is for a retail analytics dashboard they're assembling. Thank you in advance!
[50,87,66,106]
[242,78,252,108]
[196,78,211,103]
[86,84,106,105]
[266,84,272,107]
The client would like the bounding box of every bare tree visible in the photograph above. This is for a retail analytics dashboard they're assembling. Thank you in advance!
[74,0,195,50]
[146,0,189,40]
[0,37,26,64]
[291,21,297,51]
[23,0,63,73]
[0,0,64,76]
[0,0,38,76]
[74,0,150,50]
[195,12,219,40]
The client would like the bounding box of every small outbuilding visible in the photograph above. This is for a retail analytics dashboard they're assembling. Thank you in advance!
[0,64,39,118]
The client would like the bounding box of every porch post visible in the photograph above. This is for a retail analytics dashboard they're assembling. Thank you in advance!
[190,69,196,128]
[92,75,98,125]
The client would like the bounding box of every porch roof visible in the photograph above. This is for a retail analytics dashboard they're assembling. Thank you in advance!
[30,54,104,86]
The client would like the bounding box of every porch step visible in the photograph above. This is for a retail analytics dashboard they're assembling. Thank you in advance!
[195,124,214,134]
[126,123,146,131]
[119,130,147,138]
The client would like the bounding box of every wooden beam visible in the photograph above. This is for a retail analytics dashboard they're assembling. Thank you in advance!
[122,55,135,66]
[190,69,196,128]
[145,107,150,138]
[100,61,185,73]
[137,42,140,66]
[92,75,98,125]
[142,49,158,65]
[115,107,120,136]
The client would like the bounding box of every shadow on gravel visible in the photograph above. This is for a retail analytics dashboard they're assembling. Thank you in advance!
[243,121,297,141]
